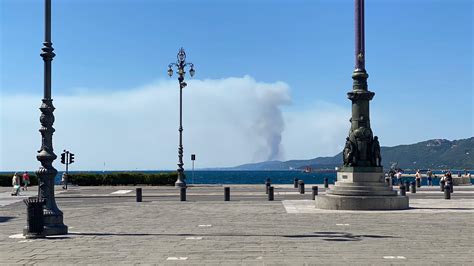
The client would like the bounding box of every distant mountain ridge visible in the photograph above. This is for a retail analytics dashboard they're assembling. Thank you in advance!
[228,137,473,170]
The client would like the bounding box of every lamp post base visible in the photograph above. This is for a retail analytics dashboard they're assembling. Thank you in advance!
[316,194,409,210]
[22,214,68,237]
[175,180,186,188]
[43,213,68,235]
[315,167,409,210]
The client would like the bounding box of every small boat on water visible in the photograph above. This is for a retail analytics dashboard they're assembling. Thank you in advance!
[303,166,313,173]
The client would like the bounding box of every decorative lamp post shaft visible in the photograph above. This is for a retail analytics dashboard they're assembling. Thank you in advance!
[168,48,195,188]
[342,0,381,168]
[33,0,68,236]
[355,0,365,70]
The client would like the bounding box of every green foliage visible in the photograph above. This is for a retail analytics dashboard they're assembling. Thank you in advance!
[382,138,474,170]
[68,172,177,186]
[0,173,38,187]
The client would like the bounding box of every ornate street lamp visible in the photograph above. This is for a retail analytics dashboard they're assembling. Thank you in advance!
[316,0,408,210]
[34,0,68,235]
[168,48,195,188]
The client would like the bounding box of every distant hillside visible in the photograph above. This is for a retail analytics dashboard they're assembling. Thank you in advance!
[229,137,473,170]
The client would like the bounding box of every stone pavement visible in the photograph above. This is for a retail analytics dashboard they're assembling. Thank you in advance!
[0,184,473,265]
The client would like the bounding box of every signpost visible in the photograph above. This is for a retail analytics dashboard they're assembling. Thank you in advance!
[60,150,75,189]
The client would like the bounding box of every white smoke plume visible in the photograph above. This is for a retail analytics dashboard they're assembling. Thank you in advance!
[0,76,292,170]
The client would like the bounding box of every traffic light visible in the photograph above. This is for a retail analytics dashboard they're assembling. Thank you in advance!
[69,153,75,164]
[61,153,66,164]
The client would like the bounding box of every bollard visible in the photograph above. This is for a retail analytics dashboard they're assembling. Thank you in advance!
[399,185,406,196]
[444,185,451,199]
[136,188,142,202]
[447,181,454,193]
[312,186,318,200]
[385,178,390,186]
[440,180,445,192]
[224,187,230,201]
[294,178,299,188]
[268,186,274,201]
[180,187,186,201]
[324,178,329,188]
[416,178,421,188]
[298,180,305,194]
[265,179,271,194]
[23,197,45,238]
[410,182,416,193]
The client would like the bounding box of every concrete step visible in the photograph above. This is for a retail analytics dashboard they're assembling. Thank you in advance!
[327,189,398,196]
[335,181,390,187]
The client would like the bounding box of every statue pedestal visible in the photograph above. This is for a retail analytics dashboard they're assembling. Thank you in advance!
[316,166,409,210]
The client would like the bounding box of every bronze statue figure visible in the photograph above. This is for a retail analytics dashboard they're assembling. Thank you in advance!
[343,137,358,166]
[371,136,381,167]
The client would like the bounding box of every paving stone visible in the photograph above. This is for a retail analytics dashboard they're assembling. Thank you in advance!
[0,185,473,264]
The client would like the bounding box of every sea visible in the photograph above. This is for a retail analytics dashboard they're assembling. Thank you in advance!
[3,169,471,186]
[57,170,338,185]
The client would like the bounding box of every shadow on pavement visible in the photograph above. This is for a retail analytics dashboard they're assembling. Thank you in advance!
[412,207,474,210]
[67,231,397,242]
[283,231,397,242]
[0,216,16,223]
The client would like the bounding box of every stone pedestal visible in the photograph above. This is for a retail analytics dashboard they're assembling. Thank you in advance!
[316,167,409,210]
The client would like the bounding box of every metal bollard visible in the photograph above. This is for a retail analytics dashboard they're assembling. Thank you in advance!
[440,180,445,192]
[416,178,421,188]
[265,179,271,194]
[324,178,329,188]
[136,188,142,202]
[410,182,416,193]
[444,185,451,199]
[180,187,186,201]
[224,187,230,201]
[268,186,274,201]
[23,197,45,238]
[294,178,299,188]
[298,180,305,194]
[312,186,318,200]
[399,185,406,196]
[447,181,454,193]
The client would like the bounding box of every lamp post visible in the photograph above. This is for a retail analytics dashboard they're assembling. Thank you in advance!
[34,0,68,235]
[168,48,195,188]
[315,0,408,210]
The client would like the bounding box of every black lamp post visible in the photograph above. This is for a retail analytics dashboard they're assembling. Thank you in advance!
[168,48,195,188]
[34,0,68,235]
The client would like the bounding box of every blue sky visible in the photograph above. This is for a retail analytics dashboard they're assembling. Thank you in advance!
[0,0,472,170]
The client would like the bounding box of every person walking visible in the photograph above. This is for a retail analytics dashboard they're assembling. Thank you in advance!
[446,171,453,182]
[389,170,396,185]
[415,169,422,187]
[61,172,67,190]
[11,172,21,196]
[396,171,402,186]
[22,171,30,191]
[426,169,433,186]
